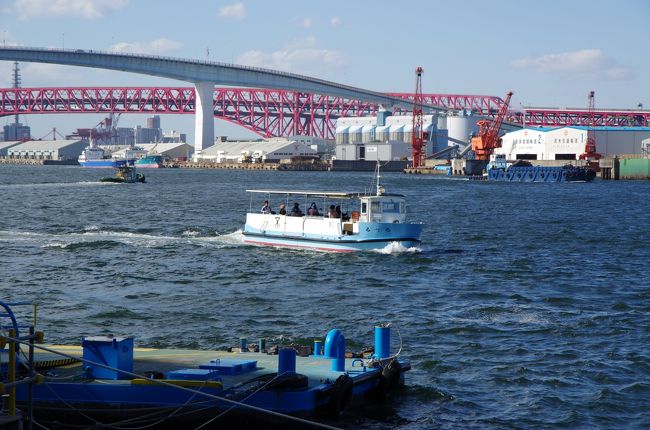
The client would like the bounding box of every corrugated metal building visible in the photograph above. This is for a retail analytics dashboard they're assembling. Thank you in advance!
[137,143,194,160]
[6,140,86,160]
[196,138,316,163]
[0,141,22,156]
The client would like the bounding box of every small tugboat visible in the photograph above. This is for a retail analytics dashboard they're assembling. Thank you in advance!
[0,301,410,429]
[486,154,596,183]
[242,165,422,252]
[99,166,146,183]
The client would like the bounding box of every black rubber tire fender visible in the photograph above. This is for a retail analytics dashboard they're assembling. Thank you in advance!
[327,374,354,419]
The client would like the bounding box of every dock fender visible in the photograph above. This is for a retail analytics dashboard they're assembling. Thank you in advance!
[328,374,354,419]
[370,359,402,402]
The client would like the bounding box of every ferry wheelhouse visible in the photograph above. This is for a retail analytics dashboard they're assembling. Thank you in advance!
[242,186,422,252]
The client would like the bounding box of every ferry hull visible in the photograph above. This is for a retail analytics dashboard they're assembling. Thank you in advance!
[79,159,136,168]
[79,160,127,168]
[243,218,422,252]
[133,162,163,168]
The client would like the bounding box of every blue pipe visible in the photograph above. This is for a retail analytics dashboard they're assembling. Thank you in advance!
[324,329,345,372]
[313,339,322,356]
[374,325,391,359]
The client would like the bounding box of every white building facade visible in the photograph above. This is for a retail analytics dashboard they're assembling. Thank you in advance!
[496,126,650,160]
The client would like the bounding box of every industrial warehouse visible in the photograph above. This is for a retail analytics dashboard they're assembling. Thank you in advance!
[194,137,320,163]
[495,126,650,160]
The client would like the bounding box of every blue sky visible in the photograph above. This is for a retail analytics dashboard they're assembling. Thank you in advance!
[1,0,648,141]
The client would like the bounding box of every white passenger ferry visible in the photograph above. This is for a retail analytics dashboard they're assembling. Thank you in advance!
[242,171,422,252]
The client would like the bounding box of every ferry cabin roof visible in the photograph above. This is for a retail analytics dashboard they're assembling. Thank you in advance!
[245,189,405,199]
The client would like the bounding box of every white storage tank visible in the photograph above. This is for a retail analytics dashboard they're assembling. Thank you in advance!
[375,125,390,143]
[403,123,413,144]
[362,125,376,143]
[389,124,404,142]
[335,126,349,145]
[447,114,471,146]
[348,125,363,144]
[437,115,447,131]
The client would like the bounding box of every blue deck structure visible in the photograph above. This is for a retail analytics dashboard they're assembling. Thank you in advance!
[0,300,409,428]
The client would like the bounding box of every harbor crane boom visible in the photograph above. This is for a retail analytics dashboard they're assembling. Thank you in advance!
[470,91,513,160]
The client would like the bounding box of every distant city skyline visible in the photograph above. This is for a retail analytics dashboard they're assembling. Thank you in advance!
[1,0,648,142]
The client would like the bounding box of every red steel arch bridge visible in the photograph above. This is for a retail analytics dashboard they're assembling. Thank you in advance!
[1,87,648,139]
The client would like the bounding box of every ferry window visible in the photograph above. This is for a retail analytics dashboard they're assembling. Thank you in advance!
[400,202,405,213]
[371,201,381,213]
[361,202,367,213]
[381,201,400,213]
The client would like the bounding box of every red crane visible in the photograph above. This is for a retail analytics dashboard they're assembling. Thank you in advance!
[470,91,513,160]
[579,90,601,160]
[411,67,425,168]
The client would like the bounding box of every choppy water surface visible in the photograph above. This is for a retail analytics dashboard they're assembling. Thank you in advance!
[1,165,649,429]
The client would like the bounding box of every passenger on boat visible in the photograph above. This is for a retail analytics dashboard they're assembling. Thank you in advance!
[278,203,287,215]
[261,200,275,214]
[307,202,319,216]
[328,205,337,218]
[290,202,304,217]
[335,205,342,219]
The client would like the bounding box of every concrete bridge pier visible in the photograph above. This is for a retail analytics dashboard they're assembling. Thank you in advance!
[194,81,215,155]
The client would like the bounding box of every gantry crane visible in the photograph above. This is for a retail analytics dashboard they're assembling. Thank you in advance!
[470,91,513,160]
[579,90,601,160]
[411,67,425,168]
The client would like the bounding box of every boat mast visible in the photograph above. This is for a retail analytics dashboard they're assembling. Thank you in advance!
[375,161,384,196]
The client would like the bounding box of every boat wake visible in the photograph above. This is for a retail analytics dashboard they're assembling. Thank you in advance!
[0,228,246,250]
[0,181,112,189]
[372,241,422,255]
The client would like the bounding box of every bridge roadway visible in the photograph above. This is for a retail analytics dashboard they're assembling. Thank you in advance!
[0,46,443,151]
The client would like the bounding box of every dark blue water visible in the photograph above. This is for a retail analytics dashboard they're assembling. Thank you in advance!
[1,165,649,429]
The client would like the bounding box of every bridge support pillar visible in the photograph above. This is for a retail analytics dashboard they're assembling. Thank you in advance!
[194,81,215,155]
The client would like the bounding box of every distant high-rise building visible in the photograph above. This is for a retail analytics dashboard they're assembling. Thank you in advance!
[3,123,30,141]
[162,130,187,143]
[147,115,161,129]
[114,127,135,146]
[134,125,162,144]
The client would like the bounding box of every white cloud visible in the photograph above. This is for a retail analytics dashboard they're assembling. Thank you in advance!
[236,38,346,74]
[21,63,82,85]
[330,16,341,27]
[110,38,183,55]
[218,2,246,20]
[8,0,129,20]
[290,16,313,29]
[511,49,635,81]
